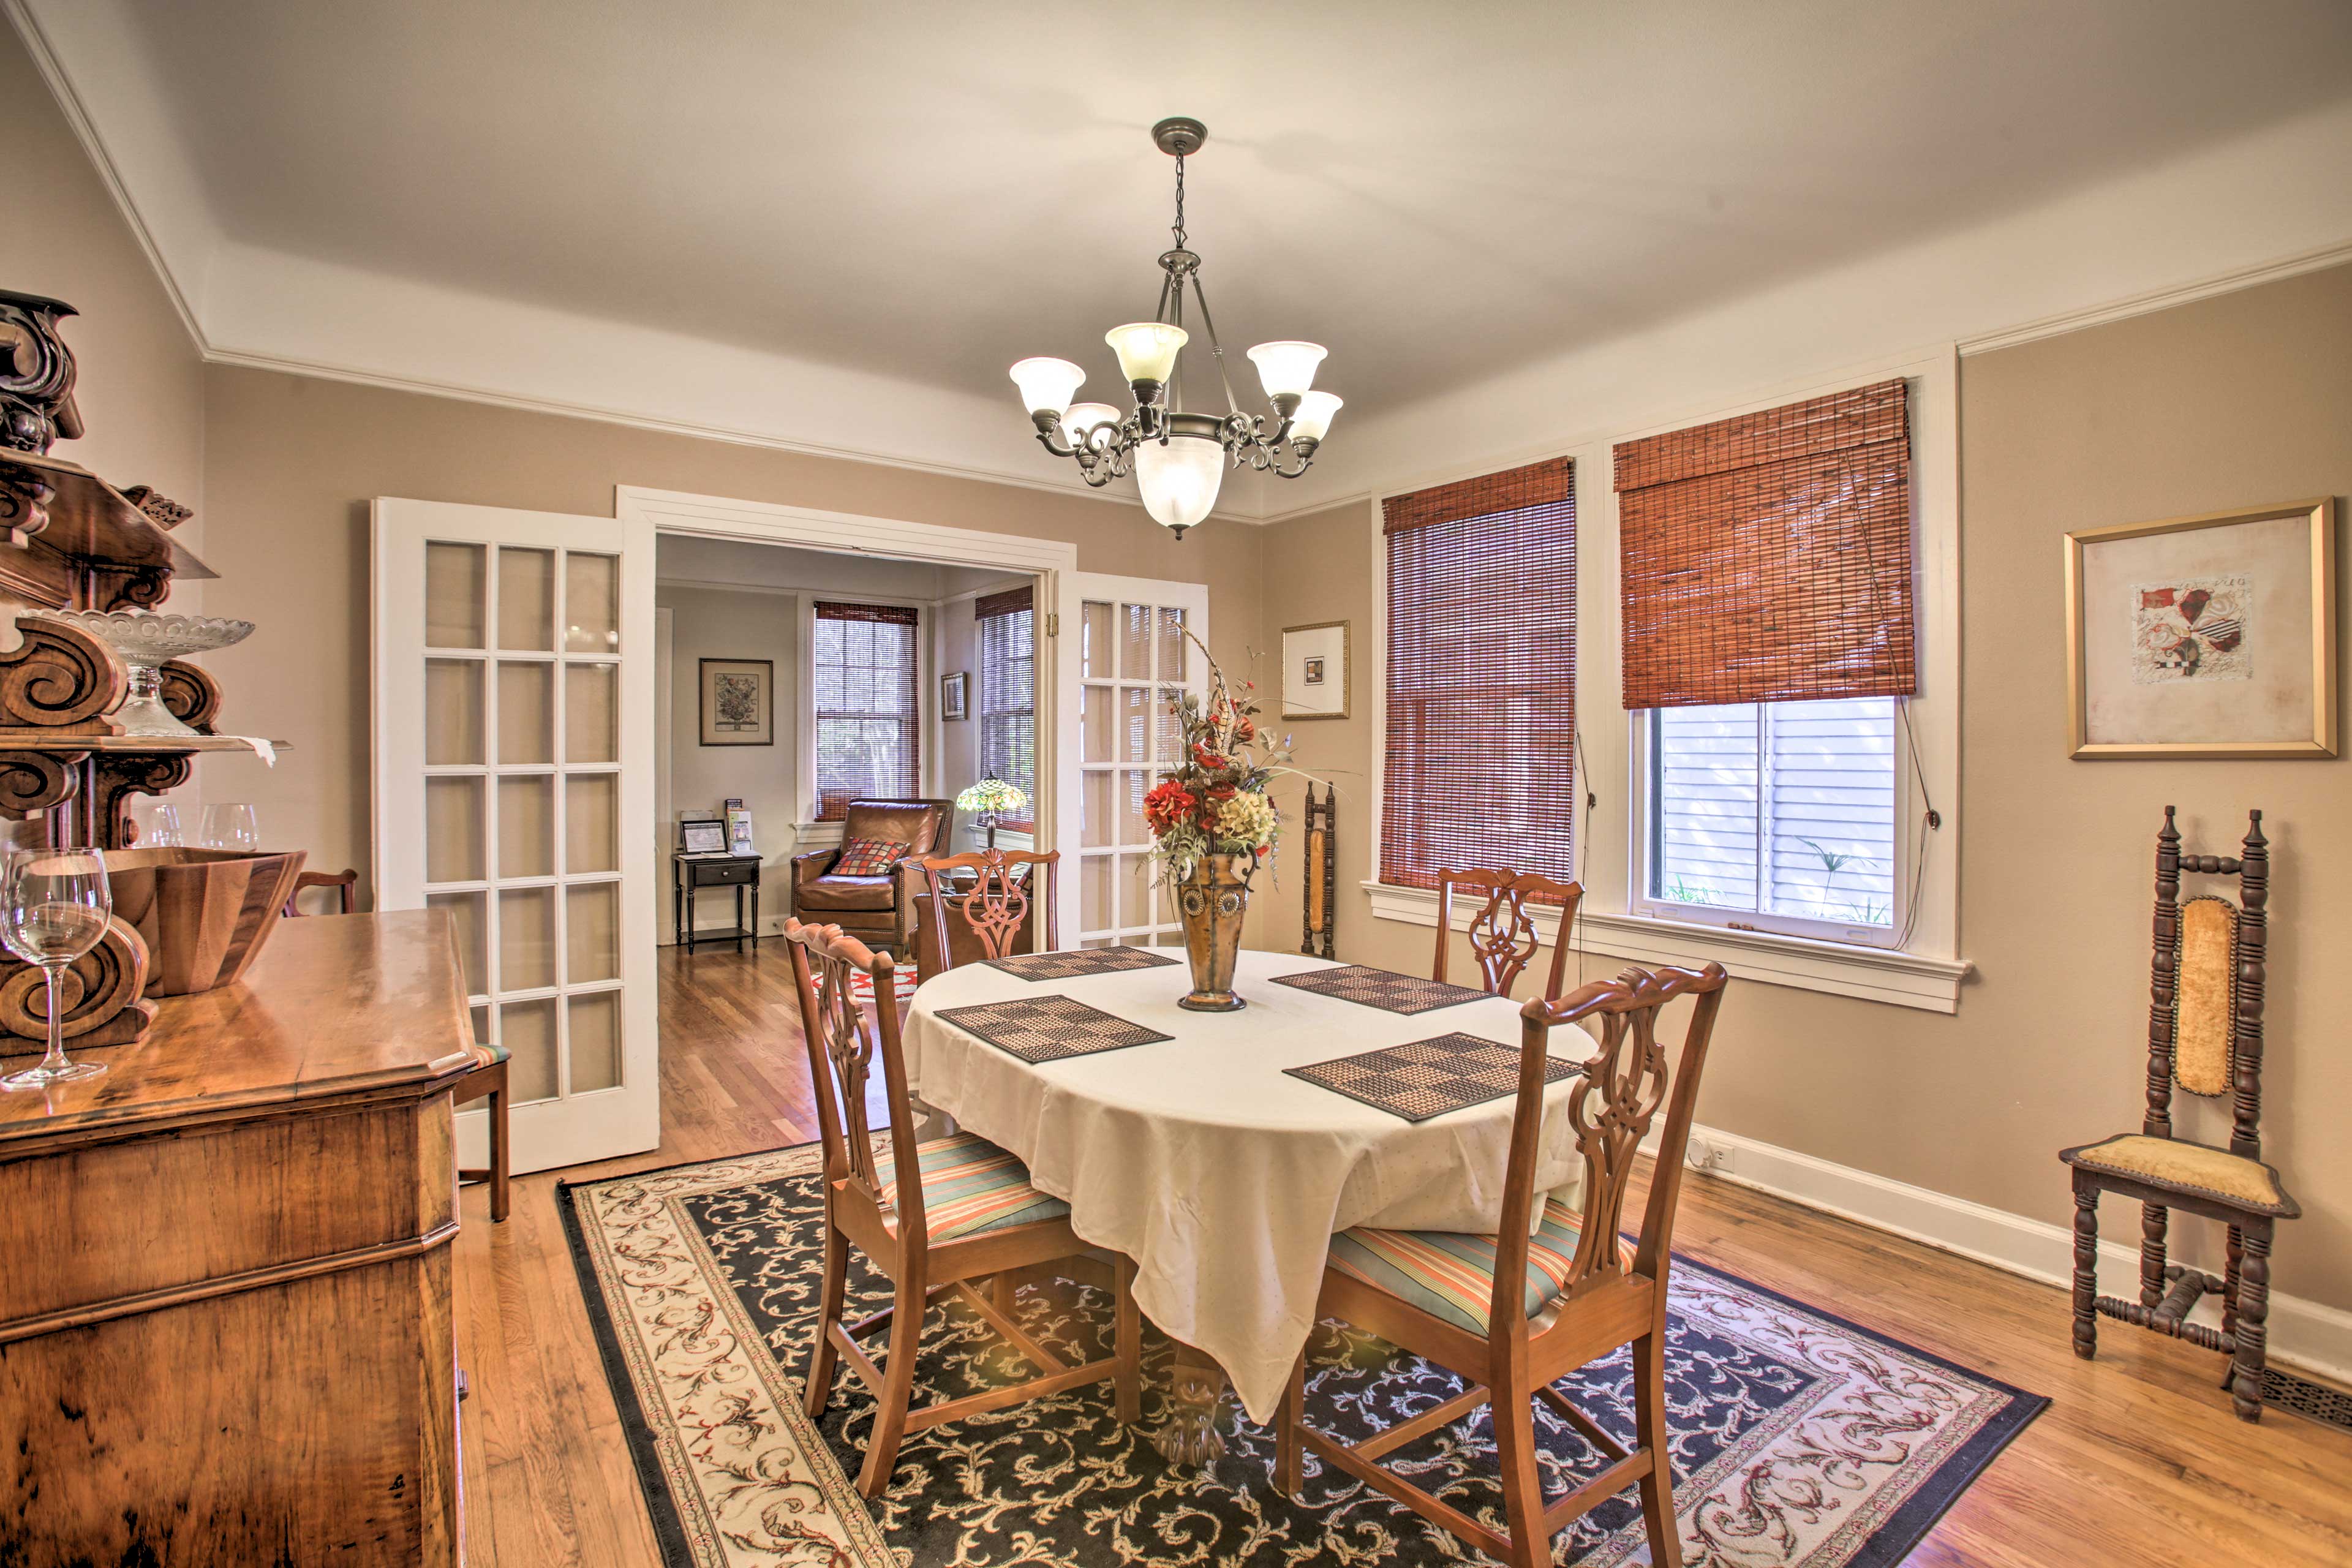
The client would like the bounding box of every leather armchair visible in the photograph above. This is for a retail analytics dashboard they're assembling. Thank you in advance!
[788,798,954,955]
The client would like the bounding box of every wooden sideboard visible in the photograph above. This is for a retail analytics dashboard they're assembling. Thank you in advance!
[0,910,475,1564]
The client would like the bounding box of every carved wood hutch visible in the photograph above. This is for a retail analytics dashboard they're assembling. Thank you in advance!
[0,292,469,1564]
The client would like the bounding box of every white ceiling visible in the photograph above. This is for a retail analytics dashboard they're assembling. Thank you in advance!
[17,0,2352,516]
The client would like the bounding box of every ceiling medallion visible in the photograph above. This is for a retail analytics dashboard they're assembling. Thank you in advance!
[1009,118,1341,538]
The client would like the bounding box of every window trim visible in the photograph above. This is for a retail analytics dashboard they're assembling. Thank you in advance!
[1627,698,1914,951]
[1365,346,1966,1010]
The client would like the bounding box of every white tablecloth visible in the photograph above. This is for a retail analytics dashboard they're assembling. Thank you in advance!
[901,949,1597,1423]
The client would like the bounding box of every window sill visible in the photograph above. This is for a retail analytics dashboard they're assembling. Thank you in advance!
[1361,882,1972,1013]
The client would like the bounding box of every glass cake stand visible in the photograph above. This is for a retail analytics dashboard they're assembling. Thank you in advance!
[34,610,256,738]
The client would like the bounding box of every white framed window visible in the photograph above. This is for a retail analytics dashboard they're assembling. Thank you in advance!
[1634,696,1907,948]
[976,590,1036,828]
[811,600,920,820]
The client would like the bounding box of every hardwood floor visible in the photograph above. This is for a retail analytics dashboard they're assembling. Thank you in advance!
[454,944,2352,1566]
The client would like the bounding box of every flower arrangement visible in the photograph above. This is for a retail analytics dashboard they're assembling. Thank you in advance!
[1142,635,1291,883]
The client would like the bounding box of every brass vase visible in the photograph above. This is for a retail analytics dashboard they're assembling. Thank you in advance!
[1176,853,1254,1012]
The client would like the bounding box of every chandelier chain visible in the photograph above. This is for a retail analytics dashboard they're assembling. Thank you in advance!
[1171,153,1186,248]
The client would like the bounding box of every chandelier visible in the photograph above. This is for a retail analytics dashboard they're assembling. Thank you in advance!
[1008,118,1341,538]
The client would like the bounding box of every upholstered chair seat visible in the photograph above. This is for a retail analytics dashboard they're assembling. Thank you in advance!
[2062,1134,2295,1215]
[1325,1194,1636,1336]
[877,1130,1071,1242]
[791,873,896,911]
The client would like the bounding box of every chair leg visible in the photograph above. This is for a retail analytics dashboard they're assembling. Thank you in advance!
[858,1267,929,1498]
[2138,1200,2169,1310]
[803,1221,848,1422]
[2229,1223,2272,1422]
[1274,1351,1304,1500]
[1114,1252,1142,1427]
[2222,1224,2244,1340]
[486,1085,510,1224]
[2070,1180,2099,1360]
[1489,1376,1551,1568]
[1632,1332,1685,1568]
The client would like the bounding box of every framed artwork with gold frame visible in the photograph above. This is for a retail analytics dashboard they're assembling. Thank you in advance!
[2064,498,2335,760]
[1282,620,1351,720]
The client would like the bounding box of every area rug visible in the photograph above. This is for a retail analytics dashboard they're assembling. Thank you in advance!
[562,1142,2045,1567]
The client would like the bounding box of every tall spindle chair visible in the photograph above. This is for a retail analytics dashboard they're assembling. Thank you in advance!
[914,848,1058,970]
[1278,962,1730,1568]
[785,919,1136,1496]
[2060,807,2299,1420]
[1433,867,1584,1000]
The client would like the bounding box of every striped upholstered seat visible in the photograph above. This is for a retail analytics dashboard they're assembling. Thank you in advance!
[1327,1194,1632,1336]
[879,1130,1070,1242]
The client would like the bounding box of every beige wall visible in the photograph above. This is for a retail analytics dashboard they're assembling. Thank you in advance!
[1257,263,2352,1314]
[657,585,796,938]
[0,26,204,568]
[194,364,1261,907]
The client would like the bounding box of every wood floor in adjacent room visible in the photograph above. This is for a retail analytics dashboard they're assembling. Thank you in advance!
[453,944,2352,1567]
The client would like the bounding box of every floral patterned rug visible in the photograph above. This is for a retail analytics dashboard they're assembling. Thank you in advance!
[561,1142,2044,1567]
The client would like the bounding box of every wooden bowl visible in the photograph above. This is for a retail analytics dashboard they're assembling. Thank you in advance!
[101,847,309,996]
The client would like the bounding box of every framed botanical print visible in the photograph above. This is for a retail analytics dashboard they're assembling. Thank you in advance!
[2065,498,2336,759]
[942,671,969,721]
[1282,620,1351,720]
[698,657,774,746]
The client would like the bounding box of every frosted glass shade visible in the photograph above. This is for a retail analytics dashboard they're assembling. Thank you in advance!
[1063,401,1121,443]
[1246,341,1327,399]
[1290,390,1344,443]
[1104,322,1188,385]
[1135,432,1224,533]
[1009,356,1085,417]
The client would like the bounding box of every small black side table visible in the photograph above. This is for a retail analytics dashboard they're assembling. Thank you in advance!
[673,853,763,954]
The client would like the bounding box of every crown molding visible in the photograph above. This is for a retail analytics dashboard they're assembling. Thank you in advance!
[4,0,206,352]
[1956,236,2352,356]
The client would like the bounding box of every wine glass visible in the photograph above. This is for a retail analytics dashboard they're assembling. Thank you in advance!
[0,846,113,1091]
[201,803,260,853]
[129,798,185,848]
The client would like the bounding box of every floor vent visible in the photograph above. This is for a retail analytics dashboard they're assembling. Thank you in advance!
[2265,1366,2352,1433]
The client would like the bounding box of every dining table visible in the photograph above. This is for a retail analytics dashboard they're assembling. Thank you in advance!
[900,946,1599,1462]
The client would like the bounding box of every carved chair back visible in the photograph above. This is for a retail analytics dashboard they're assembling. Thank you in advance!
[1433,867,1584,1000]
[1488,962,1728,1341]
[2144,807,2270,1160]
[916,848,1060,968]
[782,919,930,1250]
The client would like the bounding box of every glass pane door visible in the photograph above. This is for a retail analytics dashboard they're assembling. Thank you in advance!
[1071,580,1210,948]
[376,499,654,1174]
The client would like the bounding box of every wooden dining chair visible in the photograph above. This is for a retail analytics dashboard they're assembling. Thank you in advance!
[785,918,1137,1496]
[1433,867,1585,1000]
[279,866,358,917]
[1277,961,1730,1568]
[914,848,1060,971]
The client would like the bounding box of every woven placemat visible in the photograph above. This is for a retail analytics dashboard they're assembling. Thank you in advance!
[933,995,1174,1065]
[983,946,1181,982]
[1270,965,1493,1016]
[1286,1033,1580,1122]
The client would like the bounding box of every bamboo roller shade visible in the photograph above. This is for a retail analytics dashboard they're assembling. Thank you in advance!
[1615,379,1917,710]
[814,600,920,818]
[1379,456,1578,892]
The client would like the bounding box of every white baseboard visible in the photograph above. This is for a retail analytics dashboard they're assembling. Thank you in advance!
[1672,1121,2352,1385]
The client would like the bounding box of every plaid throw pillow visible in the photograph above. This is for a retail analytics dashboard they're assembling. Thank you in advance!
[833,837,911,876]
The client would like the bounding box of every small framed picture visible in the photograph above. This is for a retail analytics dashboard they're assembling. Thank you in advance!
[1283,621,1351,720]
[680,819,726,854]
[942,671,970,722]
[699,658,774,746]
[2065,498,2337,759]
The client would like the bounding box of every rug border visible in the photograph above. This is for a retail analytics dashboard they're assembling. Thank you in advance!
[560,1144,2050,1568]
[556,1174,707,1568]
[1667,1251,2051,1568]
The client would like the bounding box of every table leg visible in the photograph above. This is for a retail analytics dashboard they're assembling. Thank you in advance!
[1155,1341,1231,1467]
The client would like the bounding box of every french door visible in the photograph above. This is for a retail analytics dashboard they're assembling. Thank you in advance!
[1062,573,1210,948]
[372,498,658,1174]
